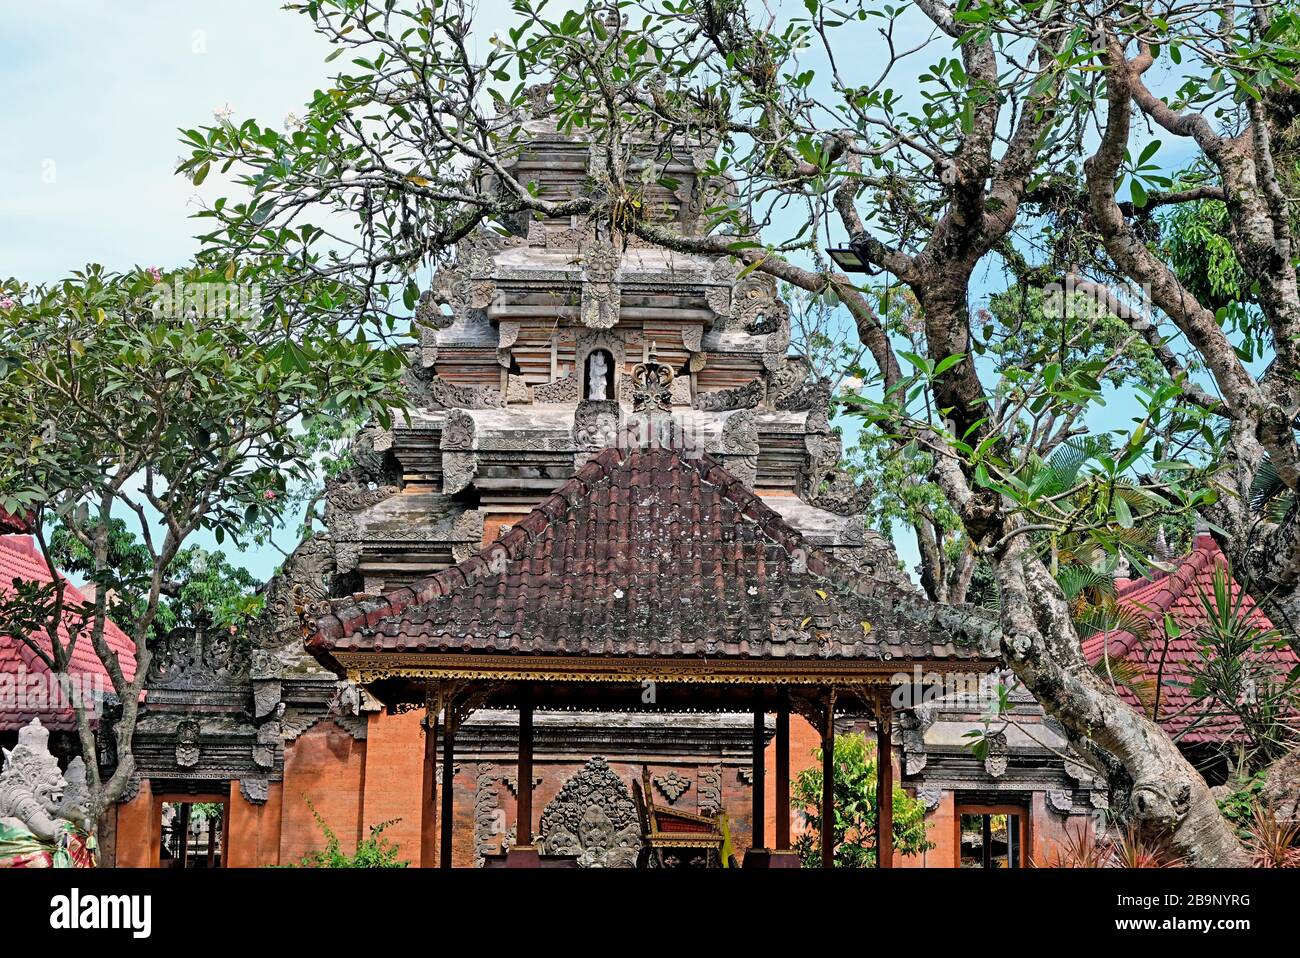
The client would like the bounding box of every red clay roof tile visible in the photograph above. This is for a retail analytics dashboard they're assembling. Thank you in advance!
[1082,534,1297,743]
[308,448,996,668]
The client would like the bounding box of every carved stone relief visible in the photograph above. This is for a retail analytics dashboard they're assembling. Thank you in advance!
[653,770,692,804]
[538,757,640,867]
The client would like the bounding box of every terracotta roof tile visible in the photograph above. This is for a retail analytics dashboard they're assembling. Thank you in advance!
[0,535,136,731]
[308,448,996,668]
[1081,535,1297,743]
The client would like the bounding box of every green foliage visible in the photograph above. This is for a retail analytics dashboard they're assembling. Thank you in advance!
[791,732,933,868]
[0,262,404,811]
[1181,566,1299,770]
[48,517,261,638]
[295,797,408,868]
[1216,770,1270,833]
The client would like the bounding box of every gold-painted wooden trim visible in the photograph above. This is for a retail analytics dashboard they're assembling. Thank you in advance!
[333,651,993,686]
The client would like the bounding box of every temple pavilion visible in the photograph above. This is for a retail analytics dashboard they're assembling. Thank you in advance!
[103,81,1110,870]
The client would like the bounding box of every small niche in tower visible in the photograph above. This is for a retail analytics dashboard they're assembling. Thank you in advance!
[584,348,615,401]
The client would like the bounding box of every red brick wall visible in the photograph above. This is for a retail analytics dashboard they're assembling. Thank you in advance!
[113,778,158,868]
[279,719,367,864]
[761,714,820,847]
[227,780,283,867]
[359,710,425,865]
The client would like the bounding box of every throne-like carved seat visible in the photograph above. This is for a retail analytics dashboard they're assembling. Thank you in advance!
[631,766,730,869]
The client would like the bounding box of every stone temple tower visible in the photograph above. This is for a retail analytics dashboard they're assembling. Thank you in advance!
[324,92,901,598]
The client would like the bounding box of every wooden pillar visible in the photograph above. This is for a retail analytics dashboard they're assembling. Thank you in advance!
[420,712,439,868]
[517,695,534,847]
[751,701,765,850]
[439,727,456,869]
[876,696,894,869]
[820,692,835,869]
[177,803,191,869]
[775,687,790,850]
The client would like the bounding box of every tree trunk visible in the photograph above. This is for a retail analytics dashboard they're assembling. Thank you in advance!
[996,536,1249,866]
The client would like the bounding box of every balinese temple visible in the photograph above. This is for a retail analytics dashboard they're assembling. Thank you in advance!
[100,85,1109,870]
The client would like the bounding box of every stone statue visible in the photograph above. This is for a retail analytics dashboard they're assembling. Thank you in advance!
[587,351,609,401]
[0,719,96,867]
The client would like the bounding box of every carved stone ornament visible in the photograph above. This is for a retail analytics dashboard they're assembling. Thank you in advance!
[533,373,581,404]
[176,720,201,768]
[404,365,504,410]
[630,353,675,413]
[983,730,1009,779]
[1046,790,1074,816]
[440,408,476,451]
[0,719,71,842]
[916,786,944,813]
[572,400,622,449]
[693,378,764,412]
[653,770,692,804]
[580,240,621,330]
[147,621,250,691]
[539,757,640,867]
[720,409,760,456]
[697,765,723,817]
[240,778,271,806]
[442,451,478,495]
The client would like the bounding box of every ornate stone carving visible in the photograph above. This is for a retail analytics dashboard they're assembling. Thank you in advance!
[766,356,814,408]
[428,234,497,328]
[722,455,758,488]
[983,731,1009,778]
[804,470,874,517]
[720,409,760,456]
[147,620,251,691]
[1046,790,1074,816]
[587,350,611,400]
[533,373,581,404]
[693,378,764,412]
[0,719,70,842]
[474,764,505,866]
[916,786,944,812]
[251,534,335,678]
[580,240,621,329]
[572,400,621,449]
[240,778,271,805]
[175,720,201,768]
[705,257,735,320]
[538,757,640,867]
[653,770,692,804]
[405,365,504,410]
[440,409,476,451]
[697,764,723,817]
[630,354,675,413]
[442,452,478,495]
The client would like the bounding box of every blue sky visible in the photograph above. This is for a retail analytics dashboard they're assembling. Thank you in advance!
[0,2,1206,585]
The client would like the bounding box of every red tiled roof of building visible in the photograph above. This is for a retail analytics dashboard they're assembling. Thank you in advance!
[0,508,30,534]
[1081,533,1298,744]
[0,534,137,731]
[308,446,997,666]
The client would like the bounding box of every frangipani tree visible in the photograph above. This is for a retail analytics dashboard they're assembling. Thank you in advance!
[0,263,402,829]
[171,0,1300,863]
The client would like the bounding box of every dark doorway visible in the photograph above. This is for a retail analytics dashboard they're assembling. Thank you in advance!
[160,800,226,869]
[957,805,1026,868]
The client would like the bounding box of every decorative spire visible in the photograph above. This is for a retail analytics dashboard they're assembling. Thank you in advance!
[630,341,674,413]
